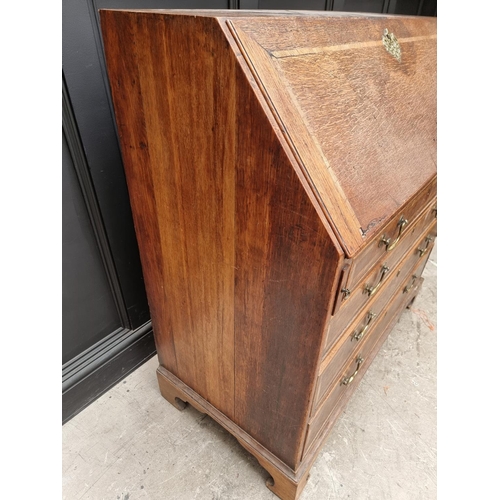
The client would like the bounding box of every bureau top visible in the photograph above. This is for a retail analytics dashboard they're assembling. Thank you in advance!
[100,9,436,257]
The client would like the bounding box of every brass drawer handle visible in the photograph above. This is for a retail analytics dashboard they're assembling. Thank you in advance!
[417,235,434,257]
[341,356,364,386]
[380,216,408,251]
[432,206,437,218]
[403,275,418,294]
[365,264,390,297]
[352,311,377,341]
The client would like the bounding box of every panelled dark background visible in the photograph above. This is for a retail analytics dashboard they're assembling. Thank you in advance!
[62,0,437,423]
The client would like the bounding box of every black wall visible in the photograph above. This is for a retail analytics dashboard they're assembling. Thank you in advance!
[62,126,121,364]
[62,0,436,423]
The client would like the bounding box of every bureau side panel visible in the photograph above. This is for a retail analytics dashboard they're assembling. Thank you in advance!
[100,12,236,418]
[233,60,341,470]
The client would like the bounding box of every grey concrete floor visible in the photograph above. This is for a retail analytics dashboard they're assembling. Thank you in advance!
[63,247,436,500]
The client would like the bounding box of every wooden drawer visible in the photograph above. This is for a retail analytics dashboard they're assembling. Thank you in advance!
[345,195,437,294]
[322,220,436,359]
[337,179,437,300]
[326,222,437,351]
[314,247,433,411]
[305,261,429,453]
[315,310,384,410]
[318,302,394,401]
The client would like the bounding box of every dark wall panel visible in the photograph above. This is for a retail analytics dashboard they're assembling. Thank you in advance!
[420,0,436,16]
[62,129,121,364]
[95,0,228,8]
[258,0,327,9]
[336,0,386,13]
[63,0,149,329]
[392,0,418,14]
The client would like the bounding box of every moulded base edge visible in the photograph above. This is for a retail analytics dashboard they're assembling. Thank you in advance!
[156,366,314,500]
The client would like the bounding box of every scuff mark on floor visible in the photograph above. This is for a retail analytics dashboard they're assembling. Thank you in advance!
[409,307,435,331]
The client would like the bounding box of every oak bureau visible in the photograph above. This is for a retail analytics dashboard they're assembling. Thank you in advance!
[100,10,437,500]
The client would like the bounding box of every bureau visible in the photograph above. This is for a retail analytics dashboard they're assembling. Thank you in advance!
[100,10,437,500]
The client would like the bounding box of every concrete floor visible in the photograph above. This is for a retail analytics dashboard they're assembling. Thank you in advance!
[63,247,436,500]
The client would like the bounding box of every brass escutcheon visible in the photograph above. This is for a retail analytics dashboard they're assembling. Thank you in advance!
[383,28,402,62]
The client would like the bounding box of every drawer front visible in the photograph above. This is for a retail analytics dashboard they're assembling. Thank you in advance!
[319,285,398,394]
[325,222,437,352]
[304,263,429,453]
[346,197,437,293]
[315,252,431,410]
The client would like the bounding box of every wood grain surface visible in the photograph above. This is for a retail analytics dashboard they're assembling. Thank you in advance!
[100,12,238,418]
[232,50,341,469]
[327,220,436,346]
[346,180,436,291]
[100,10,437,499]
[101,10,343,470]
[303,273,425,456]
[229,16,437,253]
[156,365,312,500]
[315,224,436,410]
[228,22,363,255]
